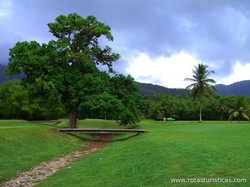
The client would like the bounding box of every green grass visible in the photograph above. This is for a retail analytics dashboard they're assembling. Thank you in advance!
[1,119,249,186]
[38,120,250,187]
[0,120,91,184]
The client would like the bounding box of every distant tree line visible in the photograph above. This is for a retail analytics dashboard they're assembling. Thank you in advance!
[0,80,65,120]
[1,79,250,122]
[140,93,250,122]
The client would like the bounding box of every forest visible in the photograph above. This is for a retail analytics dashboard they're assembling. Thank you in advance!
[1,78,250,122]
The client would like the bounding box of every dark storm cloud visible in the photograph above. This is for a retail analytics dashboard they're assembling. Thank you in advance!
[82,0,250,77]
[2,0,250,79]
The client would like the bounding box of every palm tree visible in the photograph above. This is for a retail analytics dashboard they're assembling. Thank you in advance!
[185,63,216,122]
[229,108,249,122]
[215,100,229,121]
[228,96,249,122]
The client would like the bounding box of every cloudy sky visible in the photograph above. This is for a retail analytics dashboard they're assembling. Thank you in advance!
[1,0,250,88]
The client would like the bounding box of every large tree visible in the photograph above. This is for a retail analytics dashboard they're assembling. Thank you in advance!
[185,63,216,122]
[6,13,121,128]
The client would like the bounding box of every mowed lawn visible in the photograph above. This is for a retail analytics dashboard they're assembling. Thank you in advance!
[0,120,91,184]
[37,120,250,187]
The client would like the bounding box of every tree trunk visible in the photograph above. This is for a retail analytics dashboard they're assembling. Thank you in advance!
[199,100,202,122]
[69,106,78,128]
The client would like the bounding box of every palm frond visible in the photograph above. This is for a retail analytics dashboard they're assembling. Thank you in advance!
[241,113,249,121]
[185,83,196,90]
[204,78,216,84]
[233,111,239,118]
[184,78,196,82]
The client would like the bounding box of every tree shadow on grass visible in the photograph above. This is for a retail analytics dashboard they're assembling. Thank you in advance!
[29,120,63,128]
[64,133,141,142]
[62,133,93,142]
[59,130,146,143]
[112,134,140,142]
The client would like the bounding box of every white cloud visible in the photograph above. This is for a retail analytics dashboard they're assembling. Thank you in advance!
[219,61,250,85]
[125,51,199,88]
[0,0,12,17]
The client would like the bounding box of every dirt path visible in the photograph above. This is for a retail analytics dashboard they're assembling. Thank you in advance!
[2,134,112,187]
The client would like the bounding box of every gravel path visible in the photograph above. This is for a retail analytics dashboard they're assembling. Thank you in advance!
[2,134,112,187]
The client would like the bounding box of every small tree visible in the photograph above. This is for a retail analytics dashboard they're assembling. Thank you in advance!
[215,99,229,121]
[0,80,29,119]
[229,96,249,122]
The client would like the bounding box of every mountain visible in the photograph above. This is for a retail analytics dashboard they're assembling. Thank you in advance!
[215,80,250,96]
[136,82,187,97]
[138,81,250,97]
[1,64,250,96]
[138,80,250,96]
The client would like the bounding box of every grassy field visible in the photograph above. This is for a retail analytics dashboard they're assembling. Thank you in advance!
[37,120,250,187]
[0,120,91,184]
[1,120,249,186]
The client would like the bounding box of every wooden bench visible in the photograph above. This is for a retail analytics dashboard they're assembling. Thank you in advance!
[59,128,147,135]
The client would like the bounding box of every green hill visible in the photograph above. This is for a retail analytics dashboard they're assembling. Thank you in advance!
[137,82,187,97]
